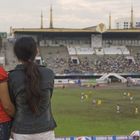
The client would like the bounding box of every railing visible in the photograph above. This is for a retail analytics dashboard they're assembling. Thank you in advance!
[10,135,137,140]
[56,136,134,140]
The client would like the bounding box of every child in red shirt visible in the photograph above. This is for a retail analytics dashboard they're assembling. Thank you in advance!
[0,66,15,140]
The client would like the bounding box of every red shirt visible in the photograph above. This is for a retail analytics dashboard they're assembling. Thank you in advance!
[0,67,11,123]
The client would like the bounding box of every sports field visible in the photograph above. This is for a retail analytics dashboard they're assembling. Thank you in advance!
[52,84,140,137]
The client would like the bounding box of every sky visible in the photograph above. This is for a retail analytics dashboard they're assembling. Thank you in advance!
[0,0,140,32]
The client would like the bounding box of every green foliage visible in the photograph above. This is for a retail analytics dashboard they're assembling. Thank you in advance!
[52,87,140,136]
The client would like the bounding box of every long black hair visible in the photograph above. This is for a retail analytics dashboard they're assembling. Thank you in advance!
[14,37,42,113]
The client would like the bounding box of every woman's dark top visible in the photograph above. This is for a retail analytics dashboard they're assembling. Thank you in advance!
[8,64,57,134]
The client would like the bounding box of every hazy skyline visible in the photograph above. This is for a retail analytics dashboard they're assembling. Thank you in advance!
[0,0,140,32]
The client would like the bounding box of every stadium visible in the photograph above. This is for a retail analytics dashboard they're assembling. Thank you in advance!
[0,5,140,140]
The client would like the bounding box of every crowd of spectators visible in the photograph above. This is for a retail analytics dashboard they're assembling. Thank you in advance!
[48,54,140,74]
[2,40,140,74]
[41,53,140,74]
[38,42,140,74]
[94,55,140,73]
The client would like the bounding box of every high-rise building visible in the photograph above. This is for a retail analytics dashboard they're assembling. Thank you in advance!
[115,17,140,29]
[115,4,140,29]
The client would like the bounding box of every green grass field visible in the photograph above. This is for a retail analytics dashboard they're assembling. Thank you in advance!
[52,86,140,137]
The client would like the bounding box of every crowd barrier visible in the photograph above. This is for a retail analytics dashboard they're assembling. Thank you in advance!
[56,136,134,140]
[10,136,135,140]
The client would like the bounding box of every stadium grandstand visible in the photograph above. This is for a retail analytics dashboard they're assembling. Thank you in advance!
[7,26,140,76]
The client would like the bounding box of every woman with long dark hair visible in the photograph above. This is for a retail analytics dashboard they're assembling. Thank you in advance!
[8,37,57,140]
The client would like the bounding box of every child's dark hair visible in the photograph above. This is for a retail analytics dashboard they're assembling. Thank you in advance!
[14,37,42,113]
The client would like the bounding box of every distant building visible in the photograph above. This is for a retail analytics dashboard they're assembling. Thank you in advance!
[115,17,140,29]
